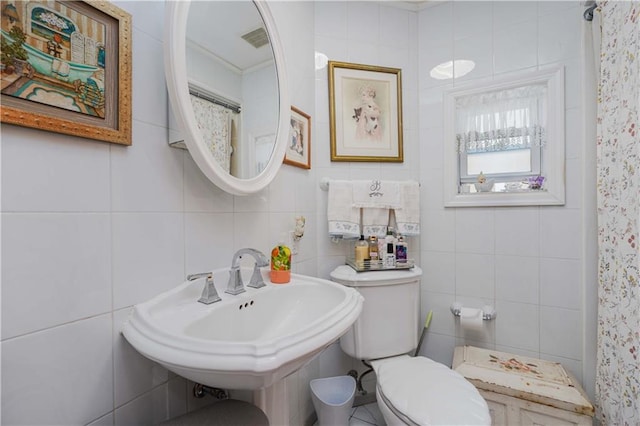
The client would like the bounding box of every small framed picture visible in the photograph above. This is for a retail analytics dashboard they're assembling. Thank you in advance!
[328,61,403,162]
[284,106,311,169]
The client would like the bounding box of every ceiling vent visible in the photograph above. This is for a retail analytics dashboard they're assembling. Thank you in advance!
[241,27,269,49]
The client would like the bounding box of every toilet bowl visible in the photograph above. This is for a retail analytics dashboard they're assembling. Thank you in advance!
[372,355,490,425]
[310,375,356,426]
[330,265,491,426]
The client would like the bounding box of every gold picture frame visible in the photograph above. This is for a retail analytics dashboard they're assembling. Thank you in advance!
[284,105,311,169]
[328,60,403,162]
[0,0,132,145]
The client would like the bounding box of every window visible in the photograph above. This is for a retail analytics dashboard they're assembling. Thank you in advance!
[457,84,546,192]
[443,67,565,207]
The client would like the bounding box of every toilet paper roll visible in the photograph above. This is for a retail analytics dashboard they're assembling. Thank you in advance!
[459,307,484,332]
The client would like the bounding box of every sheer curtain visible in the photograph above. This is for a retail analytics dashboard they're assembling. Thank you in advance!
[455,85,547,153]
[595,1,640,424]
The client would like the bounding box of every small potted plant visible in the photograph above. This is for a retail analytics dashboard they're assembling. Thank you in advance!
[1,26,28,75]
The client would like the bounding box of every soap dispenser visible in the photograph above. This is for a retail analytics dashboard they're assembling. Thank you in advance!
[383,228,396,268]
[355,235,370,264]
[395,235,407,264]
[270,244,291,284]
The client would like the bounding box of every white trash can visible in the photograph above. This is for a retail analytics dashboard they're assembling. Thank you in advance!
[310,375,356,426]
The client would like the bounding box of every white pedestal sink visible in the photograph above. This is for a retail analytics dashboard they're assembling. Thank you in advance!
[122,269,363,425]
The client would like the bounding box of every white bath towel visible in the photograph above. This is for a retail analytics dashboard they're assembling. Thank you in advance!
[395,181,420,236]
[352,180,402,209]
[362,208,389,238]
[327,180,360,239]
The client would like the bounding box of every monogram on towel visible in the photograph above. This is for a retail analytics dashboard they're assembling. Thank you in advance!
[352,180,402,209]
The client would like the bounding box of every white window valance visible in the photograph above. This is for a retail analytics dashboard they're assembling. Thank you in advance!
[456,84,547,153]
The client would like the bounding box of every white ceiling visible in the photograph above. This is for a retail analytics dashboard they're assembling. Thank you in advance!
[186,1,273,72]
[185,0,438,72]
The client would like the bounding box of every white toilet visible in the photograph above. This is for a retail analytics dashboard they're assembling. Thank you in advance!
[330,265,491,426]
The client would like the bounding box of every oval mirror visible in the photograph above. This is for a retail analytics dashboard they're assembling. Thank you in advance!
[164,0,289,196]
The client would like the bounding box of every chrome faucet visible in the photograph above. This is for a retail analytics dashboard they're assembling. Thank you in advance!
[226,248,269,295]
[190,273,220,305]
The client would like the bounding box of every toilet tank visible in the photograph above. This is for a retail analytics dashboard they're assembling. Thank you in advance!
[330,265,422,360]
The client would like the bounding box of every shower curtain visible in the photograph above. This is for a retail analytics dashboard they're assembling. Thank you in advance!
[595,1,640,424]
[190,95,234,173]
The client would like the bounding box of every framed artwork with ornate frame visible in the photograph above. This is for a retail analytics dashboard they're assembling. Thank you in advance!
[284,105,311,169]
[328,60,403,162]
[0,0,132,145]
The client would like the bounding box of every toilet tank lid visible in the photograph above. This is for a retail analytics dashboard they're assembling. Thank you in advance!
[374,355,491,426]
[330,265,422,287]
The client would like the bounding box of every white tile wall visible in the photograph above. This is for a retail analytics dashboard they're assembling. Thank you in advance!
[540,306,583,359]
[1,0,316,424]
[539,258,582,310]
[493,20,537,74]
[312,3,421,406]
[113,385,170,426]
[456,253,496,299]
[495,300,540,351]
[1,315,113,425]
[494,207,540,257]
[495,255,540,304]
[1,1,596,423]
[493,1,537,26]
[183,155,235,213]
[421,251,456,294]
[111,212,185,309]
[453,1,493,40]
[418,1,591,397]
[2,213,111,339]
[113,308,168,407]
[1,126,111,212]
[111,121,184,212]
[455,208,495,254]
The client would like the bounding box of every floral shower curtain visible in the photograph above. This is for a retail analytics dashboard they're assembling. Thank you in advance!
[595,1,639,424]
[190,95,234,173]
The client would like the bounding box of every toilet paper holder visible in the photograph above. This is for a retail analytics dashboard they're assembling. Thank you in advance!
[450,302,497,321]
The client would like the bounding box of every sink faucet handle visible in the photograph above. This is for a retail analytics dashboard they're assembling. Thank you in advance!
[198,274,221,305]
[187,272,212,281]
[246,263,266,289]
[225,267,246,295]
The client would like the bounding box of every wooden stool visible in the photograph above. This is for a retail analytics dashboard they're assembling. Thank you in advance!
[453,346,594,426]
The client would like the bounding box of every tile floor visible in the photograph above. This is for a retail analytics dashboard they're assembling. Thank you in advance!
[313,402,386,426]
[348,403,386,426]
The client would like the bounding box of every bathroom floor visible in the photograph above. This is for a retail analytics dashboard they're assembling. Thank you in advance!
[313,402,386,426]
[349,403,386,426]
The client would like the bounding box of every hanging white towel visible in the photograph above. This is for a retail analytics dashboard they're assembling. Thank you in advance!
[327,180,360,239]
[352,180,402,209]
[395,181,420,236]
[362,208,389,238]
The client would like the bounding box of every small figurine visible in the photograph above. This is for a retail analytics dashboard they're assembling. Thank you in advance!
[293,215,306,241]
[528,175,545,190]
[474,171,494,192]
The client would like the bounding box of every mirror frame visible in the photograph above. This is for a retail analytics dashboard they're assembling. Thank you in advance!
[443,66,565,207]
[164,0,290,196]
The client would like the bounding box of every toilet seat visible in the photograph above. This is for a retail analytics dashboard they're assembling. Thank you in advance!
[371,355,491,426]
